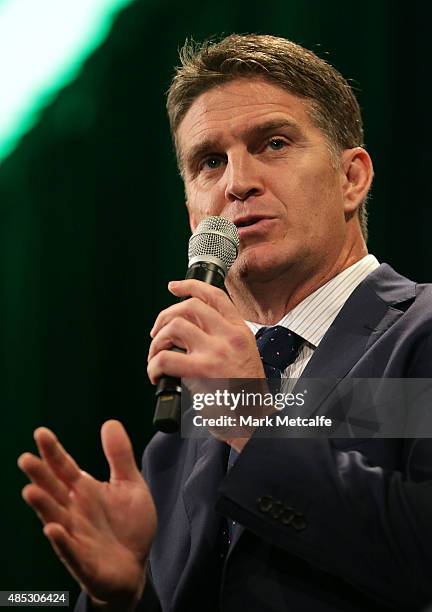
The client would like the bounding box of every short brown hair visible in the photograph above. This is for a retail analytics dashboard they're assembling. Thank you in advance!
[167,34,368,239]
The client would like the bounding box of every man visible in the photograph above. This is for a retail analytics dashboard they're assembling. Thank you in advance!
[18,34,432,611]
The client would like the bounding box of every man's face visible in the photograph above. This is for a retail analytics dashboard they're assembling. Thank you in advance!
[177,78,361,284]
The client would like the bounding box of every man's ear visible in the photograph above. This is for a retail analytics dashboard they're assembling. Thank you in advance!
[341,147,374,214]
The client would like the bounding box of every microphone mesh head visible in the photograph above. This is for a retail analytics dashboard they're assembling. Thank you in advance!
[188,216,239,274]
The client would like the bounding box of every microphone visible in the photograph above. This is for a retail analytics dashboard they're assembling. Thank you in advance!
[153,216,239,434]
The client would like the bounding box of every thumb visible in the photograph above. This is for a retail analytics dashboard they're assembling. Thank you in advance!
[101,420,142,483]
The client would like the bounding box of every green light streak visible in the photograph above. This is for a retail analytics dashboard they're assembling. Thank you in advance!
[0,0,133,162]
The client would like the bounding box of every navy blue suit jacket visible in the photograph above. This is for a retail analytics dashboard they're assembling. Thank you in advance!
[76,264,432,611]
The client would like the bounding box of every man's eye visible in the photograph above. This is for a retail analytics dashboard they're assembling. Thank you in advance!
[201,156,223,170]
[268,138,288,150]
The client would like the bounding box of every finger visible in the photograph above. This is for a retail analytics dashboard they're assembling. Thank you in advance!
[150,297,228,338]
[147,349,207,385]
[34,428,81,487]
[43,523,88,587]
[167,280,239,319]
[101,420,142,484]
[148,318,208,361]
[18,452,70,506]
[22,484,69,527]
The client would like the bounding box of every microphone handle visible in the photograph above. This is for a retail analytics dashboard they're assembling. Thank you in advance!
[153,261,226,433]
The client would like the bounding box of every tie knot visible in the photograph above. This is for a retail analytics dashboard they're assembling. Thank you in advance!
[255,325,303,378]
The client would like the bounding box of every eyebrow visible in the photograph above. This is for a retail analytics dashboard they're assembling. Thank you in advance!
[181,119,303,173]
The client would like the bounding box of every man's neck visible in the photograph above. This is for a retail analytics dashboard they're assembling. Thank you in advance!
[226,246,368,325]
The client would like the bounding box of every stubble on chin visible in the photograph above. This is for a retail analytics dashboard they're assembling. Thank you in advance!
[228,244,290,287]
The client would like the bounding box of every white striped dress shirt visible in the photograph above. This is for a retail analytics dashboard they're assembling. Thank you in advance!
[246,255,380,384]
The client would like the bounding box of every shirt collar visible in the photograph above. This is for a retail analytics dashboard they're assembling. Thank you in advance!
[246,254,380,348]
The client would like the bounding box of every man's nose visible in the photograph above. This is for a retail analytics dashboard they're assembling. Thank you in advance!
[224,151,264,202]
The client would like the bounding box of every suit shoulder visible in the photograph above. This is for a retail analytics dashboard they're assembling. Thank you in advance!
[406,282,432,325]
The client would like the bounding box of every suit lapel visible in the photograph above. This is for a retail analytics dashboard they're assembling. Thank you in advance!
[293,264,416,419]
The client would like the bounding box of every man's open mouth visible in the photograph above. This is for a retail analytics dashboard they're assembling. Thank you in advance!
[234,216,271,228]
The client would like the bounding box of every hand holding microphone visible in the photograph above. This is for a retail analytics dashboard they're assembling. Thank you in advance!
[148,216,267,436]
[152,217,239,433]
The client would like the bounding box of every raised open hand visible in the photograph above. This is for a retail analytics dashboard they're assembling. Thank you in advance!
[18,420,157,610]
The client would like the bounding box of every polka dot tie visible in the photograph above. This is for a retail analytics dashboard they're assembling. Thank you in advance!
[255,325,304,379]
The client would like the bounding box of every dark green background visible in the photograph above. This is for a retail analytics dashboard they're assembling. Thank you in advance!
[1,0,429,605]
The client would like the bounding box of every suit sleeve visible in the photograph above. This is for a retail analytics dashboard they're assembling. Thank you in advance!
[216,434,432,609]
